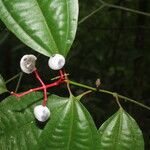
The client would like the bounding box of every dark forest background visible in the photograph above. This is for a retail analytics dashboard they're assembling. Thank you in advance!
[0,0,150,149]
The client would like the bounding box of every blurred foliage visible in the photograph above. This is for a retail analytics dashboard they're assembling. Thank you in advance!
[0,0,150,149]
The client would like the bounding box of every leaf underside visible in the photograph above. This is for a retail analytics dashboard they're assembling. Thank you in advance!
[98,108,144,150]
[0,0,79,57]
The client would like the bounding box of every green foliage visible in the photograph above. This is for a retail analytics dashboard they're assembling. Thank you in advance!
[0,0,79,57]
[0,74,8,94]
[98,108,144,150]
[0,92,43,149]
[0,93,100,149]
[0,91,145,149]
[39,95,100,150]
[0,0,149,149]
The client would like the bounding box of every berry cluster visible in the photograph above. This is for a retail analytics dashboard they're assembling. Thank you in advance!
[11,54,66,122]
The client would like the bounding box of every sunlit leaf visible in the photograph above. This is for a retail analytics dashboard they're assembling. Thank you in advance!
[98,108,144,150]
[0,0,79,57]
[39,95,101,150]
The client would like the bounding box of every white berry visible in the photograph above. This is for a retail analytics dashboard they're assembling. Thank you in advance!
[48,54,65,70]
[34,105,50,122]
[20,54,37,74]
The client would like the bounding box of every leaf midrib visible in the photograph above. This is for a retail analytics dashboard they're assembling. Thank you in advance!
[64,0,70,56]
[35,0,58,53]
[0,1,56,55]
[113,109,123,149]
[66,99,74,150]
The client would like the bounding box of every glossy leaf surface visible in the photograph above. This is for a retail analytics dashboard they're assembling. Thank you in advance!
[0,74,8,94]
[39,95,101,150]
[0,93,100,149]
[0,92,43,150]
[98,108,144,150]
[0,92,69,149]
[0,0,79,57]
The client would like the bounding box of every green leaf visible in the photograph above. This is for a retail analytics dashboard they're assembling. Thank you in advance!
[0,74,8,94]
[0,92,69,149]
[39,95,101,150]
[0,93,100,149]
[98,108,144,150]
[0,0,79,57]
[0,92,43,150]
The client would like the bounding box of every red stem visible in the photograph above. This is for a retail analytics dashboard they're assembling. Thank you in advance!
[11,69,66,106]
[11,86,44,97]
[34,69,47,106]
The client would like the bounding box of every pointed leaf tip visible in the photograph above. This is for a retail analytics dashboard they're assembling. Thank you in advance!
[0,0,79,57]
[39,95,101,150]
[98,108,144,150]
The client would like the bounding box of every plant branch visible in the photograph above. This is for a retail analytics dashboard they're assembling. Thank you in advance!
[118,94,150,111]
[15,72,23,92]
[5,72,22,84]
[77,90,92,100]
[78,0,150,25]
[113,93,122,108]
[6,73,150,111]
[65,77,72,96]
[78,4,106,25]
[68,80,150,111]
[51,73,69,81]
[99,0,150,17]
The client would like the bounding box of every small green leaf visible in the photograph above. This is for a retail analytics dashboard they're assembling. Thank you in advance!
[98,108,144,150]
[0,0,79,57]
[39,95,101,150]
[0,74,8,94]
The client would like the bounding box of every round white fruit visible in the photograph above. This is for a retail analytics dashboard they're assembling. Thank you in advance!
[48,54,65,70]
[20,54,37,74]
[34,105,50,122]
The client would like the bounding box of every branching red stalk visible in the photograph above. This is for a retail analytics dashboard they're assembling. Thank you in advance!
[34,69,47,106]
[11,69,66,106]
